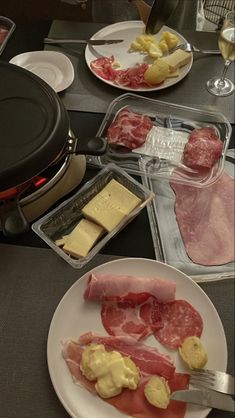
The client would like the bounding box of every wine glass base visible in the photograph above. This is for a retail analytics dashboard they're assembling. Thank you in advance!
[206,77,234,97]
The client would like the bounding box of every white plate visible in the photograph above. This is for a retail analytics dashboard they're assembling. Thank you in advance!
[47,258,227,418]
[85,21,193,92]
[10,50,74,93]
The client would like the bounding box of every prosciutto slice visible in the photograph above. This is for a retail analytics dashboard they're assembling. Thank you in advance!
[63,335,189,418]
[107,108,153,150]
[170,171,235,265]
[84,273,176,305]
[78,332,175,379]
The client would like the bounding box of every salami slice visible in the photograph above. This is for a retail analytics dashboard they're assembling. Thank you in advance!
[153,300,203,349]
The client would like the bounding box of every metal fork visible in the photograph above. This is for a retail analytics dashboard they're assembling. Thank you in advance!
[190,369,235,395]
[170,42,220,55]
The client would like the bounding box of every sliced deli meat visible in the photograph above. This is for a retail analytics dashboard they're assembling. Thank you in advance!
[63,335,189,418]
[78,333,176,379]
[90,55,149,88]
[170,171,235,265]
[183,127,223,170]
[100,296,203,348]
[101,300,161,341]
[107,108,153,149]
[84,273,176,304]
[152,300,203,349]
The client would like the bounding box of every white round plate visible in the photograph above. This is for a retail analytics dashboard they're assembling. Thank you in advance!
[85,21,193,92]
[10,50,74,93]
[47,258,227,418]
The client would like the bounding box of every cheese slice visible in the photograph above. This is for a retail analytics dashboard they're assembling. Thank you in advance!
[63,218,104,258]
[55,235,68,247]
[81,179,142,232]
[159,49,191,72]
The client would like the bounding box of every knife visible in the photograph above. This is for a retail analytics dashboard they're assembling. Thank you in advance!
[145,0,179,34]
[44,38,124,46]
[171,389,235,412]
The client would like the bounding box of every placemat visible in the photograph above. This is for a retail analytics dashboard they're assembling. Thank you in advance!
[0,244,234,418]
[46,21,235,123]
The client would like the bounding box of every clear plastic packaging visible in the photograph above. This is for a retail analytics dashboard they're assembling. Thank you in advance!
[143,149,235,282]
[87,93,232,188]
[0,16,16,55]
[32,163,154,268]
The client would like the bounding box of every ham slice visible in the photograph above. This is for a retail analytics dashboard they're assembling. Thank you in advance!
[170,171,235,265]
[63,335,189,418]
[84,273,176,305]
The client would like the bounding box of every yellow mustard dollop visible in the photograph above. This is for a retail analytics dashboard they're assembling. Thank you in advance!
[80,343,140,398]
[144,376,171,409]
[179,336,208,369]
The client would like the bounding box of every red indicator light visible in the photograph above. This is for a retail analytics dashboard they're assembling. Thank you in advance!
[34,177,47,188]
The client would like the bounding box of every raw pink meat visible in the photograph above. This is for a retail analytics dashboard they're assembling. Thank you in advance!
[107,108,153,149]
[84,273,176,304]
[171,171,235,265]
[183,127,223,170]
[78,332,176,379]
[63,335,189,418]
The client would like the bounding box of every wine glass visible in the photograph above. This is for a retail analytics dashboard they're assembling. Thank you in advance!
[206,10,235,97]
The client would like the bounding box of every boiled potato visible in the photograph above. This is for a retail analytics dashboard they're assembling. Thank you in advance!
[179,336,208,369]
[144,60,170,85]
[144,376,171,409]
[160,31,179,50]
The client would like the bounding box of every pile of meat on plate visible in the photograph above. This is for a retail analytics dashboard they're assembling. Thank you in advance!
[63,273,205,418]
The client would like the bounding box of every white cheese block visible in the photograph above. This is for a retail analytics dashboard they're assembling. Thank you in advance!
[63,218,104,258]
[159,49,191,72]
[81,179,142,232]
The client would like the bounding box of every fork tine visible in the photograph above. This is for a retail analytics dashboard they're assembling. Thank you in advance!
[190,369,235,395]
[169,43,185,54]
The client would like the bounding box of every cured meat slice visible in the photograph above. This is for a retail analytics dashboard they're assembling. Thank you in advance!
[183,127,223,170]
[84,273,176,304]
[101,301,161,341]
[170,171,235,265]
[107,108,153,149]
[90,55,149,88]
[151,300,203,349]
[114,63,149,88]
[78,332,176,379]
[63,336,189,418]
[107,373,189,418]
[90,55,117,81]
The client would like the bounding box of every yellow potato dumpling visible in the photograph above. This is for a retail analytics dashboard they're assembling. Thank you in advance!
[160,31,179,50]
[144,376,171,409]
[129,34,163,58]
[158,40,169,54]
[179,336,208,370]
[144,60,170,85]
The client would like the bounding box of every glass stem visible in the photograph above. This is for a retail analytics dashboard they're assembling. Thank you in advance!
[218,60,231,86]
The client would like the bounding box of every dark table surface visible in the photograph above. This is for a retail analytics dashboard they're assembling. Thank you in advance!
[0,19,234,418]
